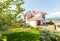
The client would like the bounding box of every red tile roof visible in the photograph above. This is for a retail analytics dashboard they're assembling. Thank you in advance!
[25,11,46,19]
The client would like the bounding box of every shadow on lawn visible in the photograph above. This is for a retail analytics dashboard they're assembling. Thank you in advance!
[4,32,40,41]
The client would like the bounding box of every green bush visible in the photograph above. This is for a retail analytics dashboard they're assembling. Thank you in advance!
[3,32,40,41]
[46,21,54,25]
[39,29,60,41]
[0,36,7,41]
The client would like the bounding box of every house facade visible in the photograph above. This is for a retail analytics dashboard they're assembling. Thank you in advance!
[25,11,46,27]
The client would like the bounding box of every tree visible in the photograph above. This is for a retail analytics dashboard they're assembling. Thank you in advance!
[0,0,25,35]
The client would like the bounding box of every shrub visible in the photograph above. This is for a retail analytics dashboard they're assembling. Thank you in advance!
[46,21,54,25]
[39,29,58,41]
[23,24,35,29]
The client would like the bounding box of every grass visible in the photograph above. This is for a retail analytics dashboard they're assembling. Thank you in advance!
[2,27,60,41]
[3,28,40,41]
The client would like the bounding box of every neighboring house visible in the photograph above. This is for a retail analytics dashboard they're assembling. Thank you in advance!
[24,11,46,27]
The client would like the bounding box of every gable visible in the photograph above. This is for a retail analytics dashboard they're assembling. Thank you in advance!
[25,11,46,20]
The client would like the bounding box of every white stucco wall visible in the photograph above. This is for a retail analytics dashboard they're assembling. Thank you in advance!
[26,20,37,27]
[34,14,43,20]
[35,14,41,17]
[29,21,37,26]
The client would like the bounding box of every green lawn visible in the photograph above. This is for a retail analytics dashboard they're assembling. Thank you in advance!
[3,28,40,41]
[3,28,60,41]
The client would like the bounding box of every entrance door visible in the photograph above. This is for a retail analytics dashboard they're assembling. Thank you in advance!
[37,20,41,26]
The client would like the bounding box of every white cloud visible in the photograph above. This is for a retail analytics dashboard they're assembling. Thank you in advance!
[46,12,60,18]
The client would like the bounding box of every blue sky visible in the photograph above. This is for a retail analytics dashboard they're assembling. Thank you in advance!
[22,0,60,18]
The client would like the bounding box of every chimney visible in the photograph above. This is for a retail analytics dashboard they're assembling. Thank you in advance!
[33,11,35,13]
[32,11,35,16]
